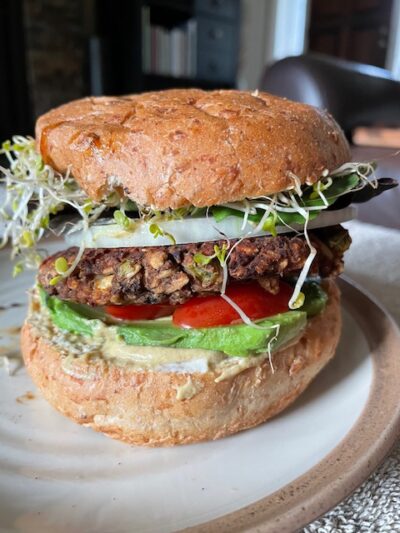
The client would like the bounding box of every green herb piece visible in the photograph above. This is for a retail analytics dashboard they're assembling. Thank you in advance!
[290,291,305,309]
[211,206,237,223]
[40,215,50,229]
[54,257,69,274]
[149,223,162,237]
[12,262,24,277]
[194,243,228,267]
[149,223,176,244]
[262,212,278,236]
[193,253,213,266]
[21,231,34,248]
[213,244,227,266]
[185,262,220,284]
[113,209,135,231]
[309,177,333,199]
[83,200,94,214]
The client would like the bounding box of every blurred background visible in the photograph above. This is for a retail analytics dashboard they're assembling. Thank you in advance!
[1,0,399,226]
[2,0,400,134]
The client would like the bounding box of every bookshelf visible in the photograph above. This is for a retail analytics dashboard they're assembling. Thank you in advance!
[91,0,240,95]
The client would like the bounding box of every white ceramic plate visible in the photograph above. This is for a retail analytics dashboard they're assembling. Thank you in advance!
[0,247,399,533]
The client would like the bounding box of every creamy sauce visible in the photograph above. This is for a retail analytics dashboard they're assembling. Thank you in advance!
[28,293,288,388]
[101,326,225,371]
[215,356,267,382]
[175,377,203,400]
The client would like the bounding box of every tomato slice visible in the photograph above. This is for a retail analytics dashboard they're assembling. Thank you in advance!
[105,304,175,321]
[172,281,292,328]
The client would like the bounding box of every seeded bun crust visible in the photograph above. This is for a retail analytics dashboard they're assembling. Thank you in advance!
[21,281,341,447]
[35,89,350,209]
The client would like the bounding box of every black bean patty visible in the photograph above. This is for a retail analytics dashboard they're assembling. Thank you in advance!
[38,226,350,306]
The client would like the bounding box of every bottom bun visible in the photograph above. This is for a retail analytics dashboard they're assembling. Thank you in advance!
[21,280,341,447]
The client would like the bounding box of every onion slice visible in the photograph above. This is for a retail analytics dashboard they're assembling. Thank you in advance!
[65,206,357,249]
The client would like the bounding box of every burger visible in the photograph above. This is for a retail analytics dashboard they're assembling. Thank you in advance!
[0,89,396,446]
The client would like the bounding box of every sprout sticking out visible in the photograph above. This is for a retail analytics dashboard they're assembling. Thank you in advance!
[213,161,378,317]
[0,136,112,275]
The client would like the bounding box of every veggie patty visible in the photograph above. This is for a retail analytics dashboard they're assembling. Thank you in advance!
[38,226,350,307]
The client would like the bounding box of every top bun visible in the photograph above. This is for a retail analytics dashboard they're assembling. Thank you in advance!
[36,89,351,209]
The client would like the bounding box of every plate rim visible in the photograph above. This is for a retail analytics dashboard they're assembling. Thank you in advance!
[182,277,400,533]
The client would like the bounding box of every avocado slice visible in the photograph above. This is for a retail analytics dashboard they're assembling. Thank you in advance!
[39,281,327,358]
[117,311,306,357]
[42,290,97,338]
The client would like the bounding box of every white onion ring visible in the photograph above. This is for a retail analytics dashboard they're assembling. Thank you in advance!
[65,206,357,248]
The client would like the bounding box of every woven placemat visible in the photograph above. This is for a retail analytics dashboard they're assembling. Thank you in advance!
[305,220,400,532]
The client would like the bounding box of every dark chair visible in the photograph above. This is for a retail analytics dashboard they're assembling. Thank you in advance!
[260,53,400,230]
[260,53,400,139]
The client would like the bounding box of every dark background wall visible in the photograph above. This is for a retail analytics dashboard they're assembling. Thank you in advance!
[23,0,88,119]
[308,0,393,68]
[0,0,88,138]
[0,1,32,138]
[0,0,241,139]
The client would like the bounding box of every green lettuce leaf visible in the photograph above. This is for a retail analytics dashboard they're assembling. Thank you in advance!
[212,174,360,225]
